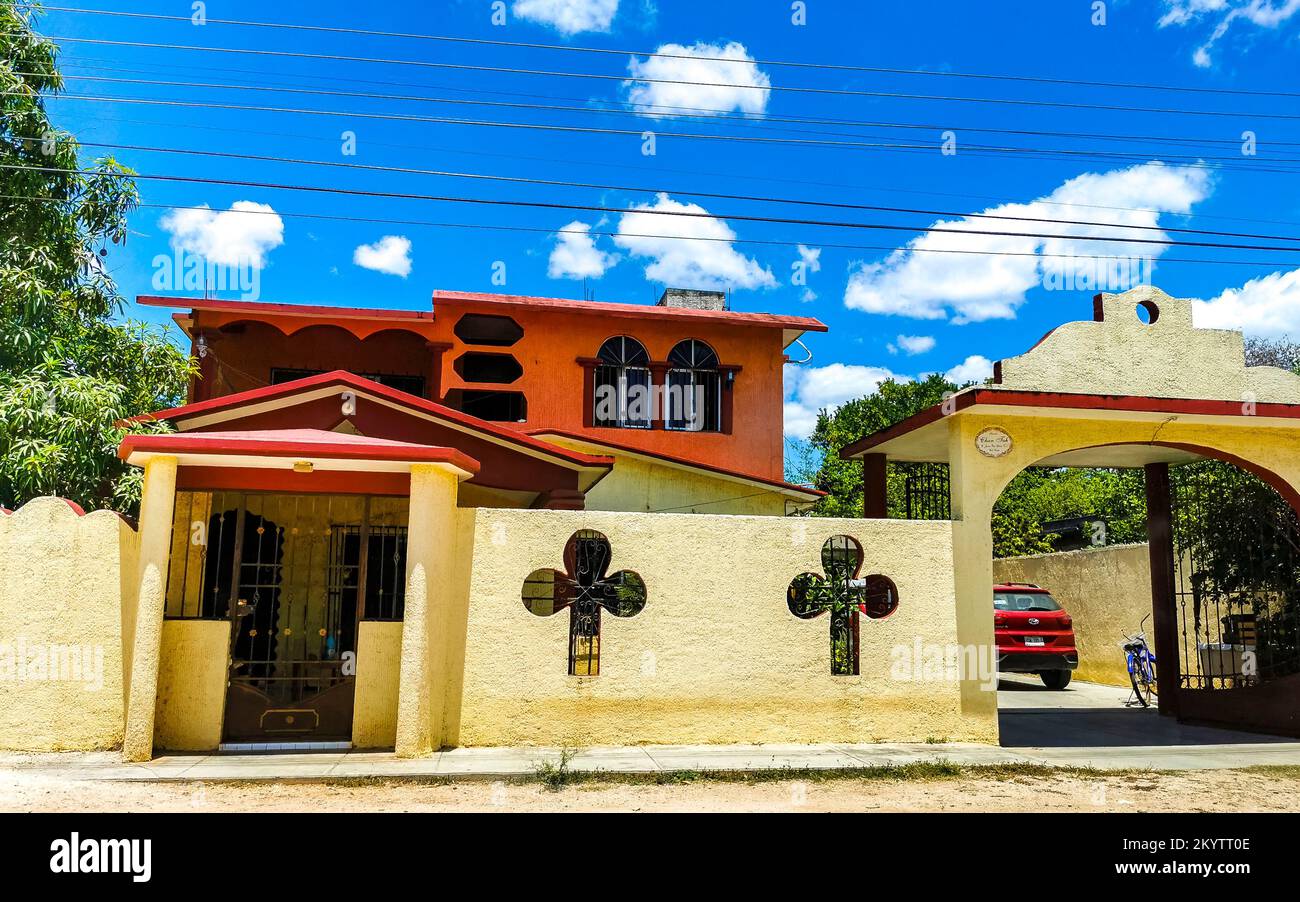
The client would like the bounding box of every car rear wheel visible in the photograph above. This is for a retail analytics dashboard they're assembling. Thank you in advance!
[1040,669,1072,690]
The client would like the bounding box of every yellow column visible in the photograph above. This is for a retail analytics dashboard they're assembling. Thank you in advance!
[394,463,463,757]
[947,418,1000,741]
[122,455,179,762]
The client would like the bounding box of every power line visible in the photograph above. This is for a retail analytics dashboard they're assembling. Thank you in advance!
[27,33,1300,121]
[21,91,1300,175]
[48,69,1300,160]
[8,193,1293,267]
[7,161,1300,253]
[68,140,1300,244]
[66,109,1300,229]
[41,5,1300,99]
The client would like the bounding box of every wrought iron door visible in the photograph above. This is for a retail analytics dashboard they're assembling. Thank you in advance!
[1169,461,1300,734]
[182,494,408,743]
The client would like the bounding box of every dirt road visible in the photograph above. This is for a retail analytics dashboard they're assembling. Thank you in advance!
[3,766,1298,813]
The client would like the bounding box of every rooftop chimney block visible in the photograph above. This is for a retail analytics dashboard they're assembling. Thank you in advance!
[657,288,728,311]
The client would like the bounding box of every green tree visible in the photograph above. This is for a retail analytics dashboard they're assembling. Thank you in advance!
[803,373,958,518]
[0,2,195,513]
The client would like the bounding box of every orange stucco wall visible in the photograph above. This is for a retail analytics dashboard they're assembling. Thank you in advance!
[189,296,793,483]
[435,298,789,482]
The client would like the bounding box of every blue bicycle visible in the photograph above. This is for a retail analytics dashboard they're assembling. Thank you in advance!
[1123,614,1158,708]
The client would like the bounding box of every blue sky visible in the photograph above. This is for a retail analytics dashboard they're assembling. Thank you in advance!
[35,1,1300,440]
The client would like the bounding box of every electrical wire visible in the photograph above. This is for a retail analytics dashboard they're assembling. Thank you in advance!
[52,60,1300,151]
[6,162,1300,253]
[39,5,1300,99]
[20,91,1300,175]
[63,109,1300,229]
[25,33,1300,121]
[65,140,1300,243]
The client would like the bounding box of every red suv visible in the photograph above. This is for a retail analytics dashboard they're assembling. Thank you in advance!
[994,583,1078,689]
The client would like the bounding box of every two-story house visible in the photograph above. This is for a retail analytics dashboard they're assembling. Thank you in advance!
[130,287,826,516]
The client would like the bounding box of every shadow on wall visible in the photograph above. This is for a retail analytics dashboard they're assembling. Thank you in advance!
[993,544,1151,687]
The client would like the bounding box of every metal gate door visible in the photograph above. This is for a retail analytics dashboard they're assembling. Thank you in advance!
[1170,461,1300,735]
[185,494,408,744]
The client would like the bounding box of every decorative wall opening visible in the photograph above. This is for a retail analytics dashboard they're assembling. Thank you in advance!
[453,352,523,385]
[788,536,898,675]
[521,530,647,675]
[454,313,524,347]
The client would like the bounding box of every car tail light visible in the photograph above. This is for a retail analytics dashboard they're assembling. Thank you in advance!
[1060,615,1073,629]
[994,613,1009,629]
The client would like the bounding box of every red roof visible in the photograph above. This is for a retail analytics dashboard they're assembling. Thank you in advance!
[133,370,614,471]
[138,295,435,323]
[138,291,826,336]
[434,290,827,333]
[120,428,481,474]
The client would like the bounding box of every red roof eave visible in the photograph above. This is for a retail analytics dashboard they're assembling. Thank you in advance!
[839,388,1300,460]
[119,432,482,474]
[138,295,436,324]
[433,290,828,334]
[129,371,614,471]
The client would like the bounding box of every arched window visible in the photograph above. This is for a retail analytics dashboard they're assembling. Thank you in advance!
[666,340,722,432]
[593,336,652,428]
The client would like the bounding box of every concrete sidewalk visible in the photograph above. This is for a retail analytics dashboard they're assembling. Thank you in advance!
[3,738,1299,783]
[4,678,1296,783]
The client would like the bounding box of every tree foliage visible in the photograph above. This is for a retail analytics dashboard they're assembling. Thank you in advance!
[0,2,195,512]
[801,373,957,518]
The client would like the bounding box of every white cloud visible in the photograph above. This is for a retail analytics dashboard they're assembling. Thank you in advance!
[1192,268,1300,337]
[944,354,995,385]
[783,363,908,438]
[547,220,619,279]
[844,162,1212,324]
[353,235,412,277]
[888,334,937,356]
[796,245,821,302]
[513,0,618,34]
[160,201,284,268]
[625,41,770,118]
[1158,0,1300,67]
[614,193,776,290]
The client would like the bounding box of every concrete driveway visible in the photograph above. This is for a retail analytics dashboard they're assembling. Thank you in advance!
[997,673,1300,768]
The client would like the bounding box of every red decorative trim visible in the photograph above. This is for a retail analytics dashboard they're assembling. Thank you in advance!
[841,388,1300,459]
[119,432,482,474]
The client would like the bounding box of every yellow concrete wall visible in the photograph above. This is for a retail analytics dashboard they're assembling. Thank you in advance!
[995,286,1300,404]
[452,509,989,747]
[0,498,136,751]
[994,545,1152,687]
[154,619,230,751]
[546,439,789,515]
[353,620,403,749]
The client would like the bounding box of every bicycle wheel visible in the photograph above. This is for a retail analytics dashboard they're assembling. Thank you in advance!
[1129,657,1155,707]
